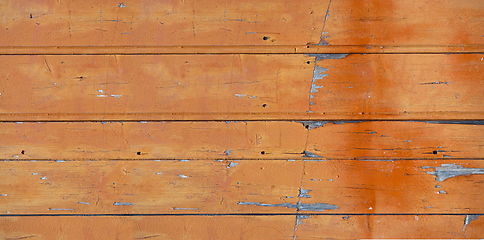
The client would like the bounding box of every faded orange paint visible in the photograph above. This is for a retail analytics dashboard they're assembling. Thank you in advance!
[1,0,484,238]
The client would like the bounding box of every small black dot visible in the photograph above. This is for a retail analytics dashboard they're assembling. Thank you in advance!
[21,150,25,154]
[433,150,438,154]
[262,104,267,107]
[137,151,141,155]
[305,125,309,129]
[306,61,311,64]
[263,36,269,40]
[261,151,266,154]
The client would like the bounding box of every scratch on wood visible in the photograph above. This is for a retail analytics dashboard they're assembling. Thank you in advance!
[424,164,484,182]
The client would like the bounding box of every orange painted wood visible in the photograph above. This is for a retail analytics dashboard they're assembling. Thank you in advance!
[1,0,483,54]
[0,215,483,239]
[1,54,483,121]
[0,160,483,214]
[0,0,328,47]
[0,216,296,239]
[0,121,483,160]
[295,214,484,239]
[320,0,484,48]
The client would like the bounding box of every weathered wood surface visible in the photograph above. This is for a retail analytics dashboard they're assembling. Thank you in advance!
[0,215,483,239]
[0,0,328,47]
[0,160,483,214]
[1,54,483,121]
[1,0,483,54]
[0,121,482,160]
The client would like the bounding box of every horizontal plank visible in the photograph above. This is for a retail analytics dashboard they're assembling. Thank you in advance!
[1,1,483,53]
[3,45,484,55]
[0,160,483,214]
[295,214,484,239]
[0,121,483,160]
[1,54,483,121]
[0,0,327,47]
[320,0,484,48]
[0,215,483,239]
[0,215,296,239]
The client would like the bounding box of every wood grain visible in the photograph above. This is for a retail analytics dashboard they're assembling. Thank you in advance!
[0,160,483,214]
[0,215,296,239]
[1,0,483,54]
[0,121,483,160]
[0,0,328,47]
[0,215,483,239]
[1,54,483,121]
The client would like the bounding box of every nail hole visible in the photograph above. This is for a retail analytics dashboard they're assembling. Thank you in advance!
[433,150,438,154]
[263,36,269,40]
[21,150,25,154]
[262,104,267,107]
[261,151,266,155]
[137,151,141,155]
[306,61,311,64]
[305,125,309,129]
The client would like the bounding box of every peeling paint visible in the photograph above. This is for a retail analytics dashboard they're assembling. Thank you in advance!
[49,208,75,211]
[227,162,238,168]
[418,81,454,85]
[296,215,310,226]
[463,215,480,232]
[298,121,363,130]
[235,94,246,98]
[306,54,348,61]
[302,151,323,158]
[298,188,312,198]
[179,160,189,162]
[111,94,123,98]
[156,172,163,175]
[238,201,338,211]
[1,194,7,197]
[78,202,89,205]
[40,176,47,180]
[424,164,484,182]
[437,190,447,194]
[113,202,132,206]
[118,2,127,7]
[224,150,232,155]
[173,208,199,210]
[178,175,189,178]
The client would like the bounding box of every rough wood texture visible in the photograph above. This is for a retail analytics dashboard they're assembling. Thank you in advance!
[0,54,483,121]
[0,215,483,239]
[0,121,482,160]
[0,216,296,239]
[0,0,328,47]
[0,160,483,214]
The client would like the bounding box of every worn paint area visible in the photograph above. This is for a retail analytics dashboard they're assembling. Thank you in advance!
[238,201,338,211]
[424,164,484,182]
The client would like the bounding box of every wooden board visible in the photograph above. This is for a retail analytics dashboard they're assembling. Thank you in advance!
[1,0,483,54]
[0,0,328,47]
[1,54,483,121]
[0,160,483,214]
[0,215,483,239]
[0,121,483,160]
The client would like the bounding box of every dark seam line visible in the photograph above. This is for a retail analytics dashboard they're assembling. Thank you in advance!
[0,213,481,217]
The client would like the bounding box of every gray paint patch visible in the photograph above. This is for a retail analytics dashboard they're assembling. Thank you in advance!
[424,164,484,182]
[173,208,199,210]
[296,215,310,226]
[306,54,348,61]
[298,188,312,198]
[298,121,363,130]
[224,150,232,155]
[302,151,323,158]
[438,190,447,194]
[238,201,338,211]
[49,208,75,211]
[78,202,89,205]
[463,215,480,232]
[113,202,133,206]
[227,162,238,168]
